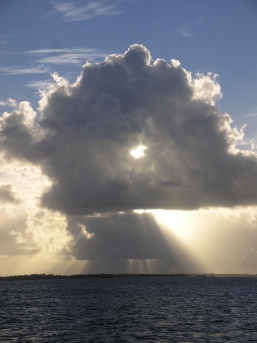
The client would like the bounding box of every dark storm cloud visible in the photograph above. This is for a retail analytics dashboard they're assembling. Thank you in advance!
[67,212,175,259]
[0,44,257,215]
[66,211,199,271]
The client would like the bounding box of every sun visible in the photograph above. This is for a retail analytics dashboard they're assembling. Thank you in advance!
[130,145,147,159]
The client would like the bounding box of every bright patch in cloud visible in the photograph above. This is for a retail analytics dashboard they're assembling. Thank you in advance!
[130,145,147,159]
[152,210,190,240]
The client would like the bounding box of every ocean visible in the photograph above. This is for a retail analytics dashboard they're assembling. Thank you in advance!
[0,277,256,342]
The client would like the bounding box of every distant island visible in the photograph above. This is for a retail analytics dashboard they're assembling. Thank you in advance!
[0,273,256,281]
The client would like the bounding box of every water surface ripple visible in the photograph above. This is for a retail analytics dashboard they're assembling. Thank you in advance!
[0,277,256,342]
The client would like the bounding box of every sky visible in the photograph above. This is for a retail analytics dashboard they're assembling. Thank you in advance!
[0,0,256,275]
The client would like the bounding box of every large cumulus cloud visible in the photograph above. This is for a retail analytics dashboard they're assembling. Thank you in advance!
[1,44,257,215]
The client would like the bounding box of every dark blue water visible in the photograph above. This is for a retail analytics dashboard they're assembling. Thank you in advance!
[0,277,256,342]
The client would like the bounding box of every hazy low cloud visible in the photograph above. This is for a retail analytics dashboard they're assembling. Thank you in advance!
[52,0,122,22]
[0,208,39,255]
[0,44,256,216]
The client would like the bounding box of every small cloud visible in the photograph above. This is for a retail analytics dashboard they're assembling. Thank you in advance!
[7,98,18,108]
[247,113,257,117]
[0,99,18,107]
[246,108,257,117]
[176,18,206,39]
[52,0,122,22]
[34,210,45,219]
[0,184,20,204]
[177,25,194,38]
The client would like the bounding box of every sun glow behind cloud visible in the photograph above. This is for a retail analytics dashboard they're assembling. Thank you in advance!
[152,208,257,274]
[153,210,192,241]
[151,210,207,272]
[130,145,147,159]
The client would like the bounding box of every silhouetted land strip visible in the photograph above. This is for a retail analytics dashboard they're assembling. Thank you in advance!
[0,273,256,281]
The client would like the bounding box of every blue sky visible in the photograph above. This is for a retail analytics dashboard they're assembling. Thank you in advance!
[0,0,257,275]
[1,0,256,137]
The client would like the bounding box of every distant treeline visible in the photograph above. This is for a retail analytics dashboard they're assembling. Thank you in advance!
[0,273,256,281]
[0,273,191,281]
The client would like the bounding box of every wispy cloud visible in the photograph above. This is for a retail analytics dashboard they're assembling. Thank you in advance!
[0,34,19,45]
[25,80,54,91]
[0,39,10,44]
[0,35,11,44]
[25,48,108,65]
[246,107,257,117]
[1,47,109,78]
[0,66,50,75]
[5,47,110,93]
[52,1,122,22]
